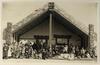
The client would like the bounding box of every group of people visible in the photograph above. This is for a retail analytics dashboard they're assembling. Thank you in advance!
[3,40,50,59]
[52,44,97,60]
[3,40,97,60]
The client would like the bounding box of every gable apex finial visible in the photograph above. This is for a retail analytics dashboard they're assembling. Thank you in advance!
[48,2,54,9]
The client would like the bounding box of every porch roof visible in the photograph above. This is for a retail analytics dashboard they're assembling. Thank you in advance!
[12,2,89,37]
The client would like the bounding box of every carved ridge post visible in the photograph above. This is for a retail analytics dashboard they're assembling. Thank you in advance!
[48,2,54,57]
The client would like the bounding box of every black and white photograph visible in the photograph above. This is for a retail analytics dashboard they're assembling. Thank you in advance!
[0,0,99,64]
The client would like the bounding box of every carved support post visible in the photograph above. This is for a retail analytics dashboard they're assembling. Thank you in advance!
[89,24,95,49]
[5,22,12,45]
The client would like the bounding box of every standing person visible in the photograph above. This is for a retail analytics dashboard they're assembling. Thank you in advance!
[32,49,37,59]
[42,49,46,60]
[80,48,86,58]
[69,46,75,60]
[92,47,96,58]
[22,44,25,58]
[8,46,12,58]
[32,42,37,59]
[75,46,80,58]
[29,43,33,58]
[15,44,20,58]
[3,43,9,59]
[63,45,68,53]
[36,40,42,59]
[25,43,30,58]
[68,44,72,54]
[11,42,16,58]
[72,46,75,54]
[18,44,23,58]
